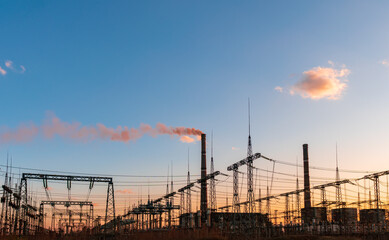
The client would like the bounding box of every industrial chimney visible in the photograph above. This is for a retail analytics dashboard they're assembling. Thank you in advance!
[303,144,311,209]
[200,133,207,225]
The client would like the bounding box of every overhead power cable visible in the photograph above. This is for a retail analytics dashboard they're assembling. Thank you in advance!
[262,158,376,174]
[0,164,197,178]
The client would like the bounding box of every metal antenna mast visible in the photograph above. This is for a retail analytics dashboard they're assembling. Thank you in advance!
[335,143,343,207]
[210,132,217,212]
[247,98,255,213]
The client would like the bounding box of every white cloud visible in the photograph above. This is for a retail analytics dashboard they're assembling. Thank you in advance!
[381,60,389,67]
[274,86,283,93]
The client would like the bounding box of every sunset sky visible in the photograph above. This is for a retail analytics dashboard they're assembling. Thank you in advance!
[1,1,389,214]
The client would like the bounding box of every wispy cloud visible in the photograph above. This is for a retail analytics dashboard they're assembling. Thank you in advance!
[0,67,6,76]
[3,60,26,74]
[231,147,239,151]
[274,86,283,93]
[381,60,389,67]
[5,60,13,69]
[276,62,350,100]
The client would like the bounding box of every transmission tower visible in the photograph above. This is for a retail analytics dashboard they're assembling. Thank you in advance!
[335,144,343,207]
[210,133,217,212]
[180,191,184,216]
[232,164,240,221]
[105,181,115,233]
[247,99,255,214]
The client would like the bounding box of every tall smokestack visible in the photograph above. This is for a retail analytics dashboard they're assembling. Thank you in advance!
[200,133,207,225]
[303,144,311,209]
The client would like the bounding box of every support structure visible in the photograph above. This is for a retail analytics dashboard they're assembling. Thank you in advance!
[38,201,93,232]
[105,181,115,233]
[227,152,262,229]
[19,173,115,235]
[247,99,255,214]
[232,165,240,226]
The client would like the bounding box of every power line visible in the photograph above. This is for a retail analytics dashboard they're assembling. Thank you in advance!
[0,164,197,178]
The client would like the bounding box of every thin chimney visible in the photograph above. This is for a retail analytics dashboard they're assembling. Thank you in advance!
[303,144,311,209]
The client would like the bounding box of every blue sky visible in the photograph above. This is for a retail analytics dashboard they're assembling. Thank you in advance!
[1,1,389,211]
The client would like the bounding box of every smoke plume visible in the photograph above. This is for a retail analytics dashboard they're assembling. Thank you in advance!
[0,113,203,144]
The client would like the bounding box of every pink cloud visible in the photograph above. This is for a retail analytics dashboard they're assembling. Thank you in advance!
[5,60,13,69]
[0,67,6,76]
[290,65,350,100]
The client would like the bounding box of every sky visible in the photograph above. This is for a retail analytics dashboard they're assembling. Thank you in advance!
[1,1,389,215]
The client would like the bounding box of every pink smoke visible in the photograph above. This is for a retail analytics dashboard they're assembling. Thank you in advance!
[0,113,203,144]
[0,123,39,143]
[180,136,196,143]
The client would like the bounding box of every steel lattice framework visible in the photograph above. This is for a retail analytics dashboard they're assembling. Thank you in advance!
[38,200,94,232]
[247,138,254,213]
[20,173,115,235]
[246,99,254,214]
[210,154,217,212]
